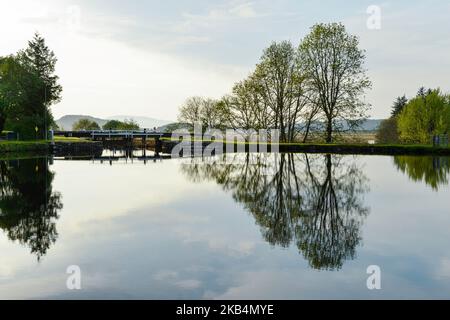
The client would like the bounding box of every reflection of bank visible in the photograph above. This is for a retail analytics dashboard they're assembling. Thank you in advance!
[0,157,62,261]
[394,156,450,190]
[181,153,370,271]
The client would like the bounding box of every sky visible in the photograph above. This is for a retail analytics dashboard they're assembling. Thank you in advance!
[0,0,449,121]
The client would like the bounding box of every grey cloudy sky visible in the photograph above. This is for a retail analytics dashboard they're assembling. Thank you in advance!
[0,0,449,120]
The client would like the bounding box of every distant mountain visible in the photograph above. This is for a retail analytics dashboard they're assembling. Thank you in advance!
[55,115,173,130]
[56,115,382,132]
[56,115,108,131]
[357,119,383,131]
[107,115,172,129]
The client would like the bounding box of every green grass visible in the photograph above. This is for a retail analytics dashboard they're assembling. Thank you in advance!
[0,140,49,154]
[0,137,97,155]
[53,136,90,142]
[160,137,450,155]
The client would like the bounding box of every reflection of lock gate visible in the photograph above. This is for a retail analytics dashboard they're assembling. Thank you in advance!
[432,134,449,147]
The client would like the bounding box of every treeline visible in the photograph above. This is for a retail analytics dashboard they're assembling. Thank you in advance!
[377,87,450,144]
[178,23,371,143]
[0,33,61,140]
[72,118,140,131]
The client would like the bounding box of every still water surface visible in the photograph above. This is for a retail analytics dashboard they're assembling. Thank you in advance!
[0,152,449,299]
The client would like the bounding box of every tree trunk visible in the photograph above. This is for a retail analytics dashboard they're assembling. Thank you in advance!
[326,119,333,143]
[0,116,6,134]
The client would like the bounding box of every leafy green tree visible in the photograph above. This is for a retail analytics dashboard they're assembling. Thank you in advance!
[102,119,140,130]
[220,41,312,142]
[0,56,21,132]
[397,89,450,143]
[253,41,308,142]
[73,118,100,130]
[1,34,62,139]
[298,23,371,143]
[0,56,43,136]
[18,33,62,108]
[221,75,273,131]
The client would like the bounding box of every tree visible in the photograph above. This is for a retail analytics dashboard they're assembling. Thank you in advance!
[376,117,399,144]
[391,95,408,117]
[73,118,100,131]
[222,75,273,131]
[0,34,62,139]
[397,89,450,143]
[298,23,371,143]
[220,41,314,142]
[0,55,44,136]
[16,33,62,139]
[178,96,203,127]
[102,119,139,130]
[178,96,228,130]
[0,57,22,132]
[254,41,308,142]
[18,33,62,108]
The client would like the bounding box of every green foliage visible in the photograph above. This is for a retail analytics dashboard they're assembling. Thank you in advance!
[0,158,62,260]
[176,23,371,143]
[397,89,450,144]
[298,23,371,143]
[394,156,449,190]
[178,97,229,130]
[376,117,399,143]
[391,95,408,117]
[102,119,140,130]
[73,118,100,130]
[0,33,61,140]
[18,33,62,107]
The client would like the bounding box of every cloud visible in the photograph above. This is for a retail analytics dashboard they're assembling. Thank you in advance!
[175,279,202,290]
[176,1,265,33]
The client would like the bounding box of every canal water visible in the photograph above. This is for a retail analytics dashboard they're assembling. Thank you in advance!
[0,152,449,299]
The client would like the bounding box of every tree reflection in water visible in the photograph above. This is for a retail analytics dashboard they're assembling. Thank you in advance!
[181,153,370,270]
[0,158,62,261]
[394,156,450,191]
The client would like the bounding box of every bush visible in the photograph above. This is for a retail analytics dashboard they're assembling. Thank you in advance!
[73,119,100,131]
[398,89,450,144]
[376,117,399,144]
[102,119,139,130]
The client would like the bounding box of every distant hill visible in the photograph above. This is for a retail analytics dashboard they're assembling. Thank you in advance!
[56,115,108,131]
[357,119,383,131]
[56,115,172,130]
[107,115,172,129]
[56,115,382,132]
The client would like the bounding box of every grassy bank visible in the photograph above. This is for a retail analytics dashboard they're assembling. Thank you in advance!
[0,137,96,154]
[160,137,450,156]
[0,140,49,153]
[277,143,450,155]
